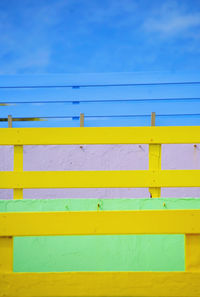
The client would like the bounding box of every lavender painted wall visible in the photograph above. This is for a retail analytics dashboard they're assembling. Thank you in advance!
[1,143,200,199]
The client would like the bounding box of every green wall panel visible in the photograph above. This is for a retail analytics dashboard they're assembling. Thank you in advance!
[1,198,200,272]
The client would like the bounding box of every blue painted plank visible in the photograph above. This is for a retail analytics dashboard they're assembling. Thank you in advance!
[0,120,79,128]
[0,71,199,87]
[1,114,200,128]
[1,99,200,118]
[1,72,200,128]
[1,84,200,103]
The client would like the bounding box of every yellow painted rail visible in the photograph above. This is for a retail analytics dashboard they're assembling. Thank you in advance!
[1,126,200,296]
[1,170,200,188]
[1,209,200,236]
[0,126,200,198]
[1,209,200,296]
[0,126,200,145]
[1,271,200,297]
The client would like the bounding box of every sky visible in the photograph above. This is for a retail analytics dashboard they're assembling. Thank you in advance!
[0,0,200,74]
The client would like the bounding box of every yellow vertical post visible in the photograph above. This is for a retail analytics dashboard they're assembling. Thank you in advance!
[8,115,23,199]
[13,145,23,199]
[149,112,161,198]
[185,234,200,271]
[80,113,84,127]
[0,237,13,272]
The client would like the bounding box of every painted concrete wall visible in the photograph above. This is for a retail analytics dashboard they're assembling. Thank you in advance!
[1,198,200,272]
[0,143,200,199]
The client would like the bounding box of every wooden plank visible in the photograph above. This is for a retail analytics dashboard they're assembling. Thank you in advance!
[0,170,200,189]
[0,170,152,188]
[8,117,23,199]
[80,113,84,127]
[154,170,200,187]
[2,100,200,118]
[13,145,23,200]
[7,115,12,128]
[1,115,200,128]
[0,237,13,272]
[13,145,23,172]
[149,144,161,197]
[1,126,200,145]
[1,84,200,103]
[151,112,156,126]
[1,209,200,236]
[0,71,199,87]
[185,234,200,271]
[1,271,200,297]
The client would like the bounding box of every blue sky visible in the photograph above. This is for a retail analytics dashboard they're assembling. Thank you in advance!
[0,0,200,74]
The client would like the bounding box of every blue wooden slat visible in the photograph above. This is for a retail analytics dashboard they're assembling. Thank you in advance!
[0,119,79,128]
[1,84,200,103]
[1,72,200,128]
[1,99,200,118]
[1,114,200,128]
[0,71,199,87]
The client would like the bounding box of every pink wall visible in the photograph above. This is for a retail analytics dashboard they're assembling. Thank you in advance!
[1,144,200,199]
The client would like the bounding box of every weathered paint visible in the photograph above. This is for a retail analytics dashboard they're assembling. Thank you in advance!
[1,198,200,273]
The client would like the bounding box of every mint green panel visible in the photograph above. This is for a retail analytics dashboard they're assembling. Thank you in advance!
[1,198,200,272]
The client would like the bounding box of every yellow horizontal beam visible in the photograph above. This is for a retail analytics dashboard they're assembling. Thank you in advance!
[1,271,200,297]
[1,209,200,236]
[154,169,200,187]
[0,126,200,145]
[0,170,151,188]
[0,170,200,189]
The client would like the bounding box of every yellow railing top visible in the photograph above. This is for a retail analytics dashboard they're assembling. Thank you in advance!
[0,209,200,236]
[0,126,200,144]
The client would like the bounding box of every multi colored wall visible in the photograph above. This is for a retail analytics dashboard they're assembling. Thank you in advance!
[1,72,200,274]
[1,71,200,199]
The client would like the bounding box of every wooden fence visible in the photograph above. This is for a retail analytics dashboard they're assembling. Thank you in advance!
[1,72,200,127]
[0,125,200,296]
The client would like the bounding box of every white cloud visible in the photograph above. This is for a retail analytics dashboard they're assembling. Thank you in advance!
[0,0,139,74]
[0,48,51,75]
[81,0,137,25]
[143,2,200,37]
[0,0,70,74]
